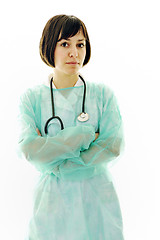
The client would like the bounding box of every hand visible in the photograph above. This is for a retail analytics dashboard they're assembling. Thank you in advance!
[36,128,42,136]
[93,133,99,142]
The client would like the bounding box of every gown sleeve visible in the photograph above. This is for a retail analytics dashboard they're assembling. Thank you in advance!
[17,89,95,175]
[57,85,124,180]
[80,86,124,166]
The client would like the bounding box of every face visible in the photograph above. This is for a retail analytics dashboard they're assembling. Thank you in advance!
[54,30,86,76]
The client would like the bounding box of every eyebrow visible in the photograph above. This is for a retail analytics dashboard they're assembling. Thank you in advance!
[58,38,85,42]
[78,39,85,42]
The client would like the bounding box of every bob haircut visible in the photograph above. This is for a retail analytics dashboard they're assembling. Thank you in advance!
[39,14,91,68]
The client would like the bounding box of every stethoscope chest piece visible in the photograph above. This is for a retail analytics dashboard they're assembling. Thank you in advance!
[77,112,89,122]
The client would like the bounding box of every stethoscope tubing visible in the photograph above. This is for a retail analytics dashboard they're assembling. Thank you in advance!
[44,75,87,134]
[79,75,86,113]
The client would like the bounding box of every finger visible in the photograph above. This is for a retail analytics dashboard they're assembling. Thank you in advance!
[95,133,99,140]
[93,133,99,142]
[36,128,42,136]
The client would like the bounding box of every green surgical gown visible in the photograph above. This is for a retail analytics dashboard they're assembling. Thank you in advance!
[18,77,124,240]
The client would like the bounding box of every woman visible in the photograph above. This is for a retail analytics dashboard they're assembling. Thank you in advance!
[18,14,124,240]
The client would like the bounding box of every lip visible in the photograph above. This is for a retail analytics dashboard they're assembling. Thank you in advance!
[66,62,79,65]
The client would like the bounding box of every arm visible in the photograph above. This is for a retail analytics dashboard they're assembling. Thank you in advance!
[17,90,95,175]
[79,90,124,166]
[55,87,124,180]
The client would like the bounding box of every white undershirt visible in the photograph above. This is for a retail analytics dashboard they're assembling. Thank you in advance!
[43,73,83,89]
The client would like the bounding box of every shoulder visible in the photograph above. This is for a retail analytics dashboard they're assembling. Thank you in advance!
[86,81,120,113]
[20,84,46,98]
[86,81,114,100]
[19,84,46,106]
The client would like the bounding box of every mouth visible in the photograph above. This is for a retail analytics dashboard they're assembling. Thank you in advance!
[66,62,79,65]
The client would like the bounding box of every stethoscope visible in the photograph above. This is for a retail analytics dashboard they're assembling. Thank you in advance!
[44,75,89,134]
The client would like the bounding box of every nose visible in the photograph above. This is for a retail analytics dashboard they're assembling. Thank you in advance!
[69,46,78,58]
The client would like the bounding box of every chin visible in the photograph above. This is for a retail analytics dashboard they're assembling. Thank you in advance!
[65,69,80,76]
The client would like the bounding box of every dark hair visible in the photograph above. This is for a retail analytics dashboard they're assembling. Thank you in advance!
[39,15,91,68]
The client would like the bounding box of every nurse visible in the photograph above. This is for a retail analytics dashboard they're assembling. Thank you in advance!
[18,14,125,240]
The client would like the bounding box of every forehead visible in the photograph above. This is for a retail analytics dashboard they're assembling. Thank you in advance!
[59,30,85,41]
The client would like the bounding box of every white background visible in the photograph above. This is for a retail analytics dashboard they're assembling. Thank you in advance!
[0,0,160,239]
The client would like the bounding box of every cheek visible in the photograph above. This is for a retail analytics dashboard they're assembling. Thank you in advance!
[54,49,66,65]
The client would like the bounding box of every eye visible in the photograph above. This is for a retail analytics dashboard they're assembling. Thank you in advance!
[61,42,69,47]
[77,43,85,48]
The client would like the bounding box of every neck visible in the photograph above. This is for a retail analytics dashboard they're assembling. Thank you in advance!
[53,70,79,89]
